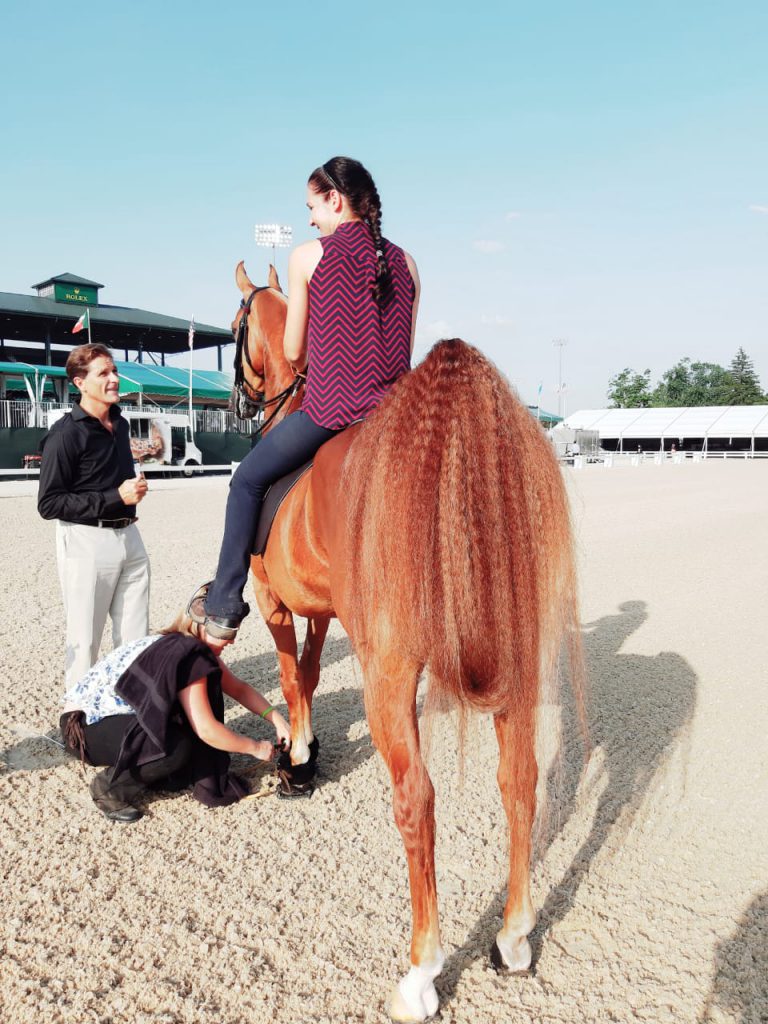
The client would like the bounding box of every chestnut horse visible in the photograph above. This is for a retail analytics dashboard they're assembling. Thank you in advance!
[229,260,586,1021]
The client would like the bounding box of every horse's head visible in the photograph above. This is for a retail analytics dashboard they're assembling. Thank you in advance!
[230,261,294,422]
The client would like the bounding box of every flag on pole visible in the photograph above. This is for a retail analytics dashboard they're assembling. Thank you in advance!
[537,382,543,397]
[188,317,195,440]
[72,309,90,334]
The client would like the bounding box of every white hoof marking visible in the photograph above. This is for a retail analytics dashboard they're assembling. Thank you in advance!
[389,952,445,1022]
[496,932,532,973]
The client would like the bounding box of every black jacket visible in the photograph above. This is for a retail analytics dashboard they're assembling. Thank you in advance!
[114,633,248,807]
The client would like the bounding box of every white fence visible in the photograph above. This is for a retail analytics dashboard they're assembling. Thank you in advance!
[563,449,768,469]
[0,399,257,436]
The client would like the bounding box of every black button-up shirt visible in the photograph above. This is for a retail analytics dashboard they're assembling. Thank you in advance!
[38,401,137,524]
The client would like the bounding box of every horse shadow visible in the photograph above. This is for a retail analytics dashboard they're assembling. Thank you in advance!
[699,892,768,1023]
[437,599,699,1002]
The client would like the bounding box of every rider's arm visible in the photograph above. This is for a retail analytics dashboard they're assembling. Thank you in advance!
[219,662,291,747]
[178,678,273,759]
[404,252,421,357]
[283,240,322,371]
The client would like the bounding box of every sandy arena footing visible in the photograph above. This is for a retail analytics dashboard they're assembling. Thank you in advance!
[1,460,766,1023]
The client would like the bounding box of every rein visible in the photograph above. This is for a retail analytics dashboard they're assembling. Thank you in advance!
[232,286,304,438]
[252,376,305,438]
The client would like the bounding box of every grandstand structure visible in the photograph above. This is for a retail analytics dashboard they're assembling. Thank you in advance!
[0,272,231,368]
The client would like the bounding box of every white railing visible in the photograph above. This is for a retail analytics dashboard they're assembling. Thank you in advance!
[193,408,258,436]
[0,463,240,478]
[0,399,257,436]
[0,399,67,428]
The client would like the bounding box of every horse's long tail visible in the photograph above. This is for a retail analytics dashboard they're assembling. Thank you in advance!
[343,338,585,724]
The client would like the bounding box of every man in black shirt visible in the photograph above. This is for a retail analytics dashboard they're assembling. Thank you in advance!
[39,344,151,687]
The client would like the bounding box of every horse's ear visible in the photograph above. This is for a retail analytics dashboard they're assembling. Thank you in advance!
[235,261,255,297]
[268,264,282,292]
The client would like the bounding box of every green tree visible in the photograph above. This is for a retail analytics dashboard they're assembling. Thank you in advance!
[726,348,766,404]
[684,361,733,406]
[607,367,652,408]
[651,358,692,406]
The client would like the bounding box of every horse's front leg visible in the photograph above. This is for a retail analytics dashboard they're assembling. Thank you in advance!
[294,614,330,758]
[249,567,304,752]
[491,707,538,973]
[363,654,444,1023]
[250,564,328,776]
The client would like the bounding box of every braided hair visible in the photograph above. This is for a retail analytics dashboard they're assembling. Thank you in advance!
[308,156,391,305]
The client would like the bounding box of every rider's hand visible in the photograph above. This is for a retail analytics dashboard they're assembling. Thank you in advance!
[118,475,148,505]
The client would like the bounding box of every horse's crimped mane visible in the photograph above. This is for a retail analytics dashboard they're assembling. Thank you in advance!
[342,338,586,732]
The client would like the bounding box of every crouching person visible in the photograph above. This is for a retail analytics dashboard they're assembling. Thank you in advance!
[59,608,290,822]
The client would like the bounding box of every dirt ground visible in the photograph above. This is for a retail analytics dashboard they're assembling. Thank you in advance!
[1,459,766,1023]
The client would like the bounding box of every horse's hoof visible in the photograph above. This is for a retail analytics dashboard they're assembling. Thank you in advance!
[389,985,437,1023]
[275,736,319,798]
[389,955,444,1022]
[490,940,534,976]
[276,752,316,785]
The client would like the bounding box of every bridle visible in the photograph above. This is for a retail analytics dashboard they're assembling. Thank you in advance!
[231,286,305,436]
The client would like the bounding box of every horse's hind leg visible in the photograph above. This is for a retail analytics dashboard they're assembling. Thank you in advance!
[492,706,538,973]
[363,653,444,1023]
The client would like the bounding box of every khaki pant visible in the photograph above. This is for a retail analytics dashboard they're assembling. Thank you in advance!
[56,521,150,687]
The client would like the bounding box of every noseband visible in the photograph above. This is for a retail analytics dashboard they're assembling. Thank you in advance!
[231,286,304,435]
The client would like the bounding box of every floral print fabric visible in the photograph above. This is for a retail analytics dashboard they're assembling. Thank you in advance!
[62,634,161,724]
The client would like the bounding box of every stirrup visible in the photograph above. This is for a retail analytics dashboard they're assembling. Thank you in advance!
[187,582,249,640]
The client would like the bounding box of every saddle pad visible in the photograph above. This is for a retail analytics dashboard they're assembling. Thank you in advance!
[253,460,314,556]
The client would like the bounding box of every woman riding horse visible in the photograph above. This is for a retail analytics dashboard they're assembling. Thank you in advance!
[191,156,420,639]
[187,163,586,1022]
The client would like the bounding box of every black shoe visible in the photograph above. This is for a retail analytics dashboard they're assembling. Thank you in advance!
[89,773,144,823]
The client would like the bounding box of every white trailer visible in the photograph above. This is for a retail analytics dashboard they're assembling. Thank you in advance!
[46,409,203,475]
[548,425,601,462]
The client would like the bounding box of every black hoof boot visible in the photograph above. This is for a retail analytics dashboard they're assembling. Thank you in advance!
[276,736,320,798]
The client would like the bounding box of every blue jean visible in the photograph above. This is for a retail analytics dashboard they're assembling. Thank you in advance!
[205,411,338,618]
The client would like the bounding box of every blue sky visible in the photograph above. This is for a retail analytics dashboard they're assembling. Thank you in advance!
[1,0,766,413]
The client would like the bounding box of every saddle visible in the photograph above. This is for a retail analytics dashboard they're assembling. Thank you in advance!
[253,460,314,556]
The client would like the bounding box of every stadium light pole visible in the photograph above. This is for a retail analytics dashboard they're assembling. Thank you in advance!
[254,223,293,267]
[553,338,567,419]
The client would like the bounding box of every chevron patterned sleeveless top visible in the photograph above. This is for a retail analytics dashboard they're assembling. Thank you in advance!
[302,220,415,429]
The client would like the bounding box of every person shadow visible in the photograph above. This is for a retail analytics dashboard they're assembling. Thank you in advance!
[437,599,699,1002]
[1,727,70,775]
[699,892,768,1023]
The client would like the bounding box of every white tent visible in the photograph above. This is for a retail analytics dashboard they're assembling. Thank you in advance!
[561,406,768,453]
